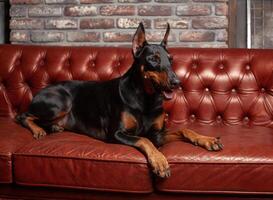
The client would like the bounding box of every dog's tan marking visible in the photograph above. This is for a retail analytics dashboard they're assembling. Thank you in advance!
[141,65,170,93]
[144,71,169,88]
[121,111,138,131]
[153,112,165,131]
[135,137,170,178]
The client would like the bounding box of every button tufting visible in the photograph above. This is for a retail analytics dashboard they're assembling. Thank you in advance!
[192,63,197,69]
[205,88,209,92]
[65,59,71,67]
[179,86,183,90]
[261,88,265,92]
[244,116,249,122]
[90,61,95,67]
[246,65,251,70]
[15,60,21,66]
[217,115,222,122]
[219,64,224,69]
[39,60,45,66]
[190,114,196,120]
[231,88,236,93]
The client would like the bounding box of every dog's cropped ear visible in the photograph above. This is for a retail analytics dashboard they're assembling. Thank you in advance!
[132,22,147,57]
[161,23,170,47]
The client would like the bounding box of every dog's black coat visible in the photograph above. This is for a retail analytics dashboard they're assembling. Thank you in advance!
[16,23,223,178]
[27,64,164,144]
[16,23,180,147]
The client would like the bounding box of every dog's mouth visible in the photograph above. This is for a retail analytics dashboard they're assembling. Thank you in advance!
[143,74,175,100]
[148,81,174,100]
[162,89,174,100]
[152,82,175,100]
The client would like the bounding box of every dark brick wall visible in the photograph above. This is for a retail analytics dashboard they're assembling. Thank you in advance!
[9,0,228,47]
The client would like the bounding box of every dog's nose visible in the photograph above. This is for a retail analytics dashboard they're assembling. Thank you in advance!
[171,78,180,88]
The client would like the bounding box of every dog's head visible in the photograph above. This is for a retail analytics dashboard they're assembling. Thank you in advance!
[132,23,180,100]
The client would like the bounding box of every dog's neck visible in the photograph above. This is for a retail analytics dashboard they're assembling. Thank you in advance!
[119,62,163,113]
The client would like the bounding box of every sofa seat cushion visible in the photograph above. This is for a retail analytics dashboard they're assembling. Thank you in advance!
[13,132,153,193]
[157,123,273,194]
[0,119,33,183]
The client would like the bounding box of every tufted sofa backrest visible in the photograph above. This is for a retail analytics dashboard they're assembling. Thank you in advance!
[0,45,273,128]
[0,45,132,118]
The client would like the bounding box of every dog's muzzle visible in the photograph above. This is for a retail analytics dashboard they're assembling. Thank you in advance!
[163,76,180,100]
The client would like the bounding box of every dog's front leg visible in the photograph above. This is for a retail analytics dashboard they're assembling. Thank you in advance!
[163,129,223,151]
[114,131,171,178]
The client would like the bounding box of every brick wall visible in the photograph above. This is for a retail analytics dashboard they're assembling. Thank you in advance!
[9,0,228,47]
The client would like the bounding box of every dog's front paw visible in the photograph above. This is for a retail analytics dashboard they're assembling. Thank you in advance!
[148,151,171,178]
[196,136,223,151]
[33,128,47,139]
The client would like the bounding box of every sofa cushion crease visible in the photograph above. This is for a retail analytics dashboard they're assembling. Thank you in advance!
[14,181,153,194]
[0,118,34,183]
[13,131,153,193]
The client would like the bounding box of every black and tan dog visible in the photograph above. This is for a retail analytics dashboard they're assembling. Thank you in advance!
[16,23,223,178]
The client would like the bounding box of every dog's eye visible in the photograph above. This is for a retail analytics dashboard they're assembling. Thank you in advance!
[147,55,160,64]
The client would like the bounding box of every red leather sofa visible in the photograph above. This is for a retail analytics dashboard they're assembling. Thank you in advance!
[0,44,273,200]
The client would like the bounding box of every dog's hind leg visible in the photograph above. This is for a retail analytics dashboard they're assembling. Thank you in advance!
[16,85,72,139]
[16,109,69,139]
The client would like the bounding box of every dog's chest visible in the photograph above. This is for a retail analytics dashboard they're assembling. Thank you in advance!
[121,109,165,135]
[144,112,165,131]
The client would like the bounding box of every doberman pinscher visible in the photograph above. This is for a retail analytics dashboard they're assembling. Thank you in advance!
[16,23,223,178]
